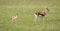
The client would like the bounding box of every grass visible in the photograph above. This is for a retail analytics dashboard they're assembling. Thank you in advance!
[0,0,60,31]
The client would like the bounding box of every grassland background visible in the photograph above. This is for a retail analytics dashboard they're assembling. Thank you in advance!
[0,0,60,31]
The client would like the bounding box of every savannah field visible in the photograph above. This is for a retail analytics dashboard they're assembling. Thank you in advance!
[0,0,60,31]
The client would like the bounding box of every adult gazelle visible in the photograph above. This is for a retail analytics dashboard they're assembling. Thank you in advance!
[34,8,49,18]
[33,8,49,23]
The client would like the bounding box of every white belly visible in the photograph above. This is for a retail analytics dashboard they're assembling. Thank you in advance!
[39,15,42,16]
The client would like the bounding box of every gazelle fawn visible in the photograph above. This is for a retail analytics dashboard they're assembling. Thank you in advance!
[11,14,18,21]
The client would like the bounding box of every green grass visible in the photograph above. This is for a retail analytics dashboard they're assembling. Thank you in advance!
[0,0,60,31]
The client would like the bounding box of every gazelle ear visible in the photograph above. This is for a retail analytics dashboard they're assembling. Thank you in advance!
[46,8,49,11]
[16,13,18,15]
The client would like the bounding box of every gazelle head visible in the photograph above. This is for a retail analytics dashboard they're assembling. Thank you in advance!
[46,8,49,11]
[44,8,49,14]
[16,13,18,16]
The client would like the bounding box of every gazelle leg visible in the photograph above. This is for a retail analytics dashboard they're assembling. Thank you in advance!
[33,14,38,24]
[11,18,16,23]
[34,14,38,19]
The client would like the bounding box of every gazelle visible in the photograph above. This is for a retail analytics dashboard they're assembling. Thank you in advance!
[34,8,49,18]
[11,14,18,21]
[33,8,49,23]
